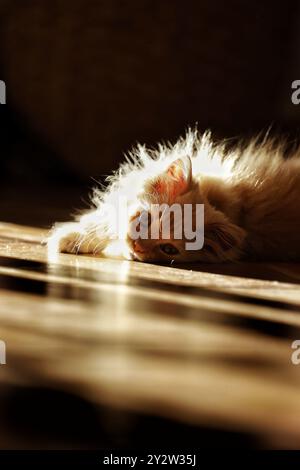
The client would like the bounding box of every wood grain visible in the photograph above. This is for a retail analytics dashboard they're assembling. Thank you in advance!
[1,222,300,448]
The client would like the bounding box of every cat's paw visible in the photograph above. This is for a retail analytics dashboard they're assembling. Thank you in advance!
[47,223,104,255]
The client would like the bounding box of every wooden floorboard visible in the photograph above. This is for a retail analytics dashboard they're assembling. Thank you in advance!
[1,222,300,448]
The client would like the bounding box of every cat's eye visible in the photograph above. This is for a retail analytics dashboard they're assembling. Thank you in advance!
[159,243,179,255]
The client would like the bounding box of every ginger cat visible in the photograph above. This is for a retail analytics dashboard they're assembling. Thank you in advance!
[48,129,300,264]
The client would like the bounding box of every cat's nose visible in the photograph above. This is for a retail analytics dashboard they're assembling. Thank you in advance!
[133,240,145,253]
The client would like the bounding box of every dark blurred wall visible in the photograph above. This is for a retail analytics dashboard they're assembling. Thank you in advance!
[1,0,300,179]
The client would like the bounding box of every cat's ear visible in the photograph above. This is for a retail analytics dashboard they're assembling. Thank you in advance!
[205,221,246,260]
[152,156,192,200]
[167,156,192,193]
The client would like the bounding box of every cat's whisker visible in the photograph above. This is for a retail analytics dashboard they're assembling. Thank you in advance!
[92,239,105,255]
[75,235,86,254]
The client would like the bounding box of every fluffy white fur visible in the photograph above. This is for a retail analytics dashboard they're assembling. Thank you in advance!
[48,129,300,263]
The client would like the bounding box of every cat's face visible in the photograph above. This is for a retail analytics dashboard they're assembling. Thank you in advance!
[127,156,246,264]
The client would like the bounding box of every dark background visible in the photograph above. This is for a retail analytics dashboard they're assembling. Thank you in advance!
[1,0,300,226]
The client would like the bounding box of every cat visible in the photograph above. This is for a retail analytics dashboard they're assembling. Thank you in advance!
[48,128,300,264]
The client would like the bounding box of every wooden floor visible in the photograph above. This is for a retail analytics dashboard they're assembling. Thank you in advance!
[1,222,300,448]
